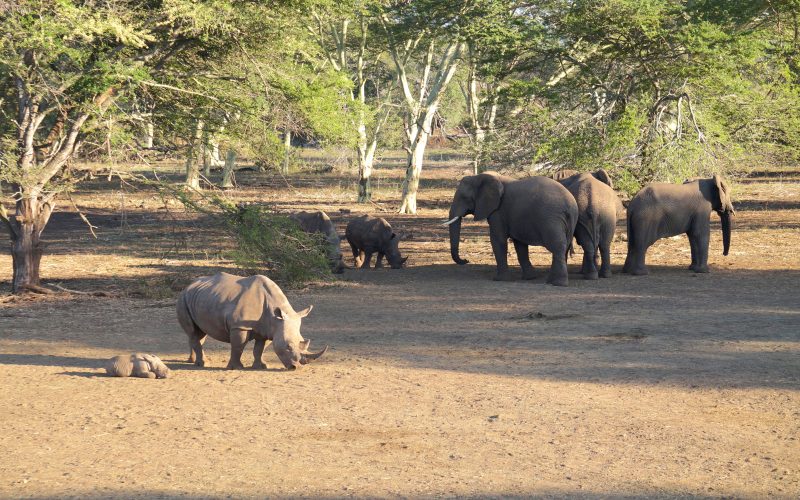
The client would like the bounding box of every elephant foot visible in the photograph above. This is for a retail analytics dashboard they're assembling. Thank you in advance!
[629,267,650,276]
[546,275,569,287]
[226,360,245,370]
[599,268,612,278]
[521,269,537,280]
[692,265,709,273]
[251,361,267,370]
[583,271,599,280]
[493,271,516,282]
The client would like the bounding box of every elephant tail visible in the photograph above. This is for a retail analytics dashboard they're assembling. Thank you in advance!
[565,209,576,259]
[584,207,602,251]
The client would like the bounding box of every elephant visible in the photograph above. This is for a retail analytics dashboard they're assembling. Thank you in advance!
[622,174,734,275]
[106,353,171,379]
[557,169,624,279]
[345,215,408,269]
[289,210,346,274]
[176,272,327,370]
[445,171,578,286]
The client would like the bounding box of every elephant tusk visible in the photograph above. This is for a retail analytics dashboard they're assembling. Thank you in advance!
[442,216,461,227]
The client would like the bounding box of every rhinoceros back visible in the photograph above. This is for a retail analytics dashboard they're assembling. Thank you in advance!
[177,272,291,342]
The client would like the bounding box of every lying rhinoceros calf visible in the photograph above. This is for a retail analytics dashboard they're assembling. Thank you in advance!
[176,272,327,370]
[106,353,171,379]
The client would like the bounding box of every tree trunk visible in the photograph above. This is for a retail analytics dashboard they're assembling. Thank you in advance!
[185,119,204,189]
[5,196,52,293]
[399,131,430,214]
[282,131,292,175]
[143,120,154,149]
[221,149,236,189]
[472,127,485,175]
[356,142,376,203]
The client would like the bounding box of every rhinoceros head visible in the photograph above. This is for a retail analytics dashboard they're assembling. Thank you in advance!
[272,305,328,370]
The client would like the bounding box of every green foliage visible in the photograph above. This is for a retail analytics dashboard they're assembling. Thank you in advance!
[482,0,800,193]
[168,186,332,286]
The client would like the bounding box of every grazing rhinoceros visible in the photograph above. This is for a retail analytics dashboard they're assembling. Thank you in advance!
[345,215,408,269]
[289,210,346,274]
[176,272,328,370]
[106,353,171,379]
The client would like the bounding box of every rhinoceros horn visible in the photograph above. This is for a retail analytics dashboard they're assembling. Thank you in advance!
[300,343,328,364]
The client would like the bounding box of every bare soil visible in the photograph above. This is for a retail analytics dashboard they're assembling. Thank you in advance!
[1,153,798,498]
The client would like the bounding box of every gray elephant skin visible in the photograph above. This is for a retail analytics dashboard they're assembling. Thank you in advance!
[623,175,734,275]
[106,353,171,379]
[176,272,327,370]
[345,215,408,269]
[289,210,345,274]
[445,171,578,286]
[558,169,624,279]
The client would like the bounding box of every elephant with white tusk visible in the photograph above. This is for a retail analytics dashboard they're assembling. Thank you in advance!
[623,174,735,275]
[447,171,578,286]
[176,272,328,370]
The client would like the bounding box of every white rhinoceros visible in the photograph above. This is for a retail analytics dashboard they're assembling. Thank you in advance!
[176,272,327,370]
[106,353,171,379]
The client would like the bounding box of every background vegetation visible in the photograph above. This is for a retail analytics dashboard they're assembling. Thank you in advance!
[1,0,798,291]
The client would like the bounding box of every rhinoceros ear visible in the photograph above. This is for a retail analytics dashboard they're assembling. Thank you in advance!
[297,305,313,318]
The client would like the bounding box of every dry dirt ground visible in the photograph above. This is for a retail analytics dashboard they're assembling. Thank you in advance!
[1,153,798,498]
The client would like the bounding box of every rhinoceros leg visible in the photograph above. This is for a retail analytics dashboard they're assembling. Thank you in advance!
[226,328,248,370]
[252,338,270,369]
[177,299,209,367]
[187,331,208,367]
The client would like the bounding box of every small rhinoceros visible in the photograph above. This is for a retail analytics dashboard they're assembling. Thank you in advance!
[345,215,408,269]
[106,353,171,379]
[176,272,328,370]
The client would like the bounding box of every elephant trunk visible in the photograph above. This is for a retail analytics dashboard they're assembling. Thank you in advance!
[720,210,732,256]
[448,216,468,265]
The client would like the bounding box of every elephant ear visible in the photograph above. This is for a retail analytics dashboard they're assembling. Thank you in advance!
[473,173,504,221]
[592,168,613,189]
[713,174,735,214]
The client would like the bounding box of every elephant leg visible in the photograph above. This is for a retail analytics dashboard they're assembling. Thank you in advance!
[489,226,514,281]
[599,241,612,278]
[132,360,156,379]
[628,241,650,275]
[574,225,598,279]
[688,232,699,271]
[691,220,710,273]
[226,328,248,370]
[598,224,614,278]
[360,251,373,269]
[375,252,385,268]
[545,243,570,287]
[252,338,269,369]
[513,239,536,280]
[625,219,651,276]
